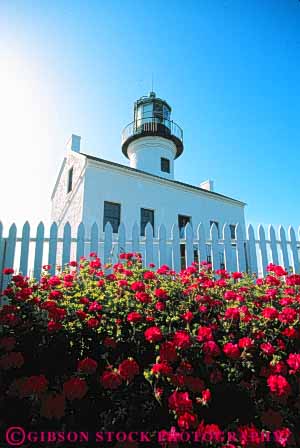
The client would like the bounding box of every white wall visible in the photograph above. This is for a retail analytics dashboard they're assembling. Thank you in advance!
[51,151,86,235]
[82,160,246,239]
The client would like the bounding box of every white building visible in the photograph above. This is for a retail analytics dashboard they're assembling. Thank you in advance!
[51,92,246,249]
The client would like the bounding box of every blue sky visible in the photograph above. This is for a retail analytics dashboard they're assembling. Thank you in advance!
[0,0,299,232]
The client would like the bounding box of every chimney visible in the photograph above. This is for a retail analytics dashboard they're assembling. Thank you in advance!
[66,134,81,153]
[200,179,214,192]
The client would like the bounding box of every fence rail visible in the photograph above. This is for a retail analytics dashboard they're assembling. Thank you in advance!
[0,221,300,291]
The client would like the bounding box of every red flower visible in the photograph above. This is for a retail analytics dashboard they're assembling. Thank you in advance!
[47,321,62,332]
[238,337,254,349]
[118,359,139,382]
[152,362,173,376]
[135,291,152,304]
[267,375,291,397]
[87,318,100,329]
[182,311,194,322]
[159,341,178,363]
[131,281,145,292]
[143,271,156,280]
[78,358,98,374]
[202,341,221,357]
[20,375,48,397]
[173,330,191,350]
[197,326,213,342]
[76,310,87,320]
[0,352,24,370]
[100,370,122,389]
[40,393,65,419]
[178,412,197,430]
[144,326,163,343]
[201,389,211,404]
[155,301,165,311]
[48,276,61,287]
[63,377,87,400]
[103,337,117,349]
[168,391,193,415]
[260,342,275,356]
[3,268,14,275]
[223,342,240,360]
[69,260,78,267]
[154,288,169,300]
[127,312,143,323]
[286,353,300,374]
[262,307,279,320]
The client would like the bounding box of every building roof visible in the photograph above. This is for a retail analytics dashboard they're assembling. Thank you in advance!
[81,153,246,206]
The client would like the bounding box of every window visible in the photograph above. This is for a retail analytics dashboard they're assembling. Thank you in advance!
[163,105,170,120]
[103,201,121,233]
[141,208,154,236]
[161,158,170,173]
[178,215,191,238]
[142,103,153,119]
[229,224,236,239]
[210,220,220,237]
[67,167,73,193]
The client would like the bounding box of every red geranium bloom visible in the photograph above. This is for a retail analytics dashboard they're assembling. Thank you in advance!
[20,375,48,397]
[173,330,191,350]
[87,318,100,329]
[223,342,240,360]
[127,312,143,323]
[154,288,169,300]
[144,326,163,343]
[63,377,87,400]
[152,362,173,376]
[168,391,193,415]
[197,326,213,342]
[78,358,98,374]
[131,281,145,292]
[178,412,197,430]
[159,341,178,363]
[118,359,139,382]
[100,370,122,389]
[3,268,14,275]
[267,375,291,397]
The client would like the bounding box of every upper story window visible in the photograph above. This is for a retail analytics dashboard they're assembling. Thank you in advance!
[210,220,220,237]
[142,103,153,119]
[163,105,170,120]
[178,215,191,238]
[230,224,236,239]
[67,167,73,193]
[161,157,170,173]
[103,201,121,233]
[141,208,154,236]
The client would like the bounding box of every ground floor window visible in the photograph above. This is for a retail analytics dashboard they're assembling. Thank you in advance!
[103,201,121,233]
[178,215,191,238]
[141,208,154,236]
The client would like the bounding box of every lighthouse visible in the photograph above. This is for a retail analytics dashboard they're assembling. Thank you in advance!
[121,92,184,180]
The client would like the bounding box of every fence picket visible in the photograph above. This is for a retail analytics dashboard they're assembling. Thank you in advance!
[196,223,206,265]
[236,224,246,272]
[158,224,167,267]
[104,222,113,264]
[76,223,85,261]
[0,222,4,289]
[62,222,71,268]
[132,222,139,253]
[258,225,268,277]
[246,224,258,274]
[90,222,99,257]
[145,223,154,266]
[223,223,234,272]
[48,222,58,275]
[19,221,30,276]
[279,225,289,271]
[33,222,44,280]
[210,223,220,271]
[118,222,126,257]
[185,223,194,268]
[288,226,300,274]
[268,225,279,265]
[171,223,180,272]
[2,223,17,290]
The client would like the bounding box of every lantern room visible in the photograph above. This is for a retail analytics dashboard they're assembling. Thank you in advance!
[121,92,184,180]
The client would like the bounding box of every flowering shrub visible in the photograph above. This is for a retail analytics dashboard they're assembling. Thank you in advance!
[1,255,300,446]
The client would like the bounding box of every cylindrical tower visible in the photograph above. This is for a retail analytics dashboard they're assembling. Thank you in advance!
[121,92,184,179]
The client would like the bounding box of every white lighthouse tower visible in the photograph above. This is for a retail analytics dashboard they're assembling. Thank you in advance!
[121,92,184,180]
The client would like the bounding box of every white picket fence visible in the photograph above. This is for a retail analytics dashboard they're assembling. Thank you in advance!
[0,221,300,291]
